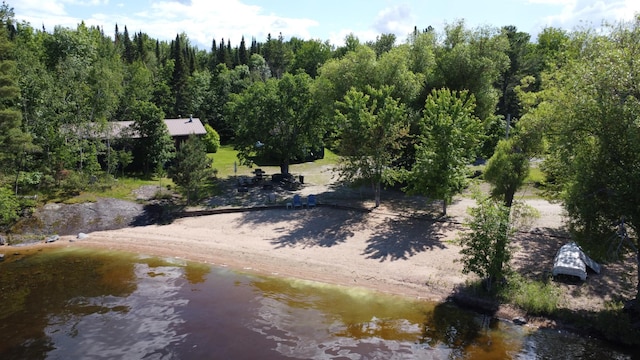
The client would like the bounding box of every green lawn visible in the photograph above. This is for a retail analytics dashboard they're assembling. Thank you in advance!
[208,145,339,179]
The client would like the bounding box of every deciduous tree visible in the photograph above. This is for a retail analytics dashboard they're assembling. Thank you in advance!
[404,89,482,215]
[334,86,408,207]
[458,194,512,291]
[130,101,175,175]
[227,72,323,175]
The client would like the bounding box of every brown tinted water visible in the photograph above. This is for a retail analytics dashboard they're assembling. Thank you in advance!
[0,247,636,359]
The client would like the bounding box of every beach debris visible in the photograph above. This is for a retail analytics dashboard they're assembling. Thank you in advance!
[77,232,88,240]
[45,235,60,243]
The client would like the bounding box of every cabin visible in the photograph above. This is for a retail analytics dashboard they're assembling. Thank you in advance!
[104,116,206,148]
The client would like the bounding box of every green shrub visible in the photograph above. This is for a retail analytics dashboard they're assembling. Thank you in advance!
[203,124,221,153]
[500,273,560,315]
[0,187,20,229]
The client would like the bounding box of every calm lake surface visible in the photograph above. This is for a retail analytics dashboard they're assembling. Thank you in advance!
[0,246,637,359]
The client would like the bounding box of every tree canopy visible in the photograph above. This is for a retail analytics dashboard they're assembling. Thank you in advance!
[226,72,323,175]
[334,86,408,207]
[5,1,640,313]
[404,89,482,215]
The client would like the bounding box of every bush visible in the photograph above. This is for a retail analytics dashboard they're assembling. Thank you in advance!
[203,124,220,153]
[500,272,560,315]
[0,187,20,229]
[458,194,512,291]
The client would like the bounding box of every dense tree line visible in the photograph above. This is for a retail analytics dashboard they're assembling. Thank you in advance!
[2,2,640,305]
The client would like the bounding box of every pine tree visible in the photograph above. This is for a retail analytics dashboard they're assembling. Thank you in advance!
[171,34,189,117]
[135,31,145,61]
[227,39,233,68]
[168,135,212,205]
[217,38,227,67]
[209,39,218,70]
[239,36,248,65]
[123,25,134,63]
[250,37,258,55]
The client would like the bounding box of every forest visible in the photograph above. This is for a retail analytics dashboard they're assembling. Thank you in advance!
[2,1,640,287]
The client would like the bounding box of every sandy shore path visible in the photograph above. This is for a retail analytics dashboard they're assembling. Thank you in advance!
[67,206,469,301]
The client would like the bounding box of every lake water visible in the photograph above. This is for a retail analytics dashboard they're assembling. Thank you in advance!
[0,246,637,359]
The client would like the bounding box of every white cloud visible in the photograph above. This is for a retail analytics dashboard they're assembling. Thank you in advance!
[533,0,640,30]
[125,0,318,47]
[13,0,319,48]
[373,4,415,36]
[14,0,67,16]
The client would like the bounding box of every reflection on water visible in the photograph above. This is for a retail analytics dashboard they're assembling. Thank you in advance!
[0,247,637,359]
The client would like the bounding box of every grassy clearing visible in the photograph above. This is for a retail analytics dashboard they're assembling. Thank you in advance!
[208,145,339,180]
[524,166,545,186]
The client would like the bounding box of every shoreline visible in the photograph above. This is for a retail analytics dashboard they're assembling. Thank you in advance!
[4,200,637,333]
[62,206,470,302]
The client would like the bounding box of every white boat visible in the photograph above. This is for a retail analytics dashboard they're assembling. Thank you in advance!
[552,242,601,280]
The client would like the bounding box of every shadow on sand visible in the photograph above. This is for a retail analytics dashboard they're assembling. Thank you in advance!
[235,205,370,248]
[362,216,455,262]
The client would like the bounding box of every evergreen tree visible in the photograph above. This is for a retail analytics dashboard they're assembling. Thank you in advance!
[239,36,248,65]
[250,37,258,55]
[209,38,218,70]
[170,34,189,117]
[123,25,134,63]
[217,38,228,67]
[169,134,212,205]
[155,39,161,63]
[135,31,145,61]
[114,23,120,45]
[0,2,36,194]
[227,39,233,67]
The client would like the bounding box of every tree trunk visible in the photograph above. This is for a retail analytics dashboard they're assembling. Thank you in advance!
[280,162,289,175]
[442,199,448,216]
[505,188,515,208]
[374,181,381,208]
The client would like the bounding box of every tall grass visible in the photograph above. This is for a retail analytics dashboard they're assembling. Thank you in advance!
[499,272,560,315]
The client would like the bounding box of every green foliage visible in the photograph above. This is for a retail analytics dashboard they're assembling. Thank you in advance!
[484,137,530,207]
[499,273,559,314]
[334,86,409,207]
[0,186,20,229]
[289,38,331,78]
[404,88,482,214]
[226,72,324,175]
[203,124,220,153]
[168,135,212,205]
[535,18,640,250]
[430,21,510,156]
[130,101,175,175]
[458,194,512,290]
[317,45,423,121]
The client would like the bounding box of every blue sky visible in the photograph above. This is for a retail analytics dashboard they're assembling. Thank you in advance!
[10,0,640,48]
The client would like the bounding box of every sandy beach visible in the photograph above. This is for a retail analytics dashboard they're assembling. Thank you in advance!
[51,197,613,306]
[7,190,637,319]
